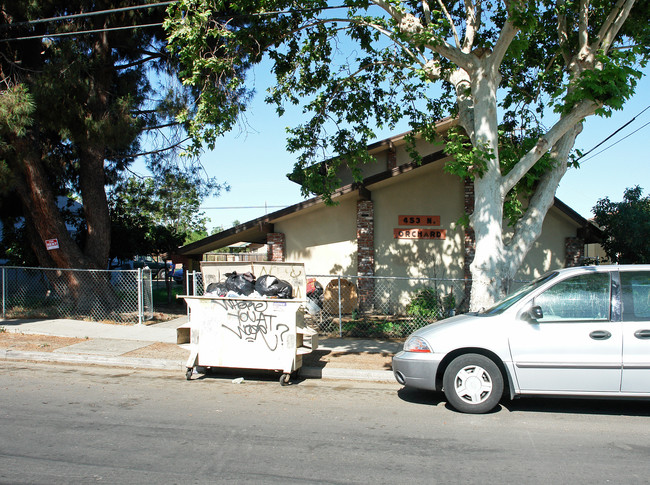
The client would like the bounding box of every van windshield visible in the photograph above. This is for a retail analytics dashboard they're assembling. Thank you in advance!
[480,272,558,316]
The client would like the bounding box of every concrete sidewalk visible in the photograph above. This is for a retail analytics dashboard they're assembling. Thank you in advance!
[0,317,401,382]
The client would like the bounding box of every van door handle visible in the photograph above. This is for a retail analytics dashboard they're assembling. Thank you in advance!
[634,330,650,339]
[590,330,611,340]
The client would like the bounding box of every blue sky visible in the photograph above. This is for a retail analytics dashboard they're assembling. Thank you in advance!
[194,65,650,232]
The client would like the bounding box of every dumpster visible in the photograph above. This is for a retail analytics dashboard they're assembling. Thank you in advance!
[177,262,318,385]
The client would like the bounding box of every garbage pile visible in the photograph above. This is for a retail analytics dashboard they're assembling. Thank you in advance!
[205,271,294,299]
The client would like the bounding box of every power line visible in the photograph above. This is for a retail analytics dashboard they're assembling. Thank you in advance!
[0,3,351,42]
[3,23,163,42]
[577,104,650,163]
[201,205,289,210]
[580,118,650,164]
[0,2,174,29]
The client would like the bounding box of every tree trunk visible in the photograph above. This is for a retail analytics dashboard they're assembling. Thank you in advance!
[11,138,91,270]
[78,145,111,269]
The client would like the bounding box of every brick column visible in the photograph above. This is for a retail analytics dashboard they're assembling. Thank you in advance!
[463,178,475,311]
[357,200,375,312]
[266,233,285,262]
[387,146,397,171]
[565,237,584,267]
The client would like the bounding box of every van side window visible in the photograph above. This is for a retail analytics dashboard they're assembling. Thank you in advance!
[621,272,650,321]
[534,273,611,322]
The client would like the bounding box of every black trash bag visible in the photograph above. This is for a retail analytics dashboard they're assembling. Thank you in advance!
[205,282,228,297]
[255,274,293,299]
[224,271,256,296]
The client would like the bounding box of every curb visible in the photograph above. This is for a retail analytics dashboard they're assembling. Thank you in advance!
[0,349,185,370]
[0,349,397,383]
[299,366,395,382]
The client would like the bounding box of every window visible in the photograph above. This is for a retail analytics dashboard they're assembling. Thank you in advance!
[534,272,611,322]
[621,272,650,322]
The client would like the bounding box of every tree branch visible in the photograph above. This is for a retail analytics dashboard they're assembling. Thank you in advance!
[115,55,162,70]
[578,0,589,57]
[436,0,461,48]
[490,18,519,71]
[594,0,636,53]
[505,126,581,270]
[421,0,432,26]
[130,137,191,159]
[557,0,572,65]
[501,99,598,195]
[143,121,183,131]
[461,0,479,53]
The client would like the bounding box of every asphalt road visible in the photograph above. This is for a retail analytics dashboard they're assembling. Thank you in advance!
[1,362,649,484]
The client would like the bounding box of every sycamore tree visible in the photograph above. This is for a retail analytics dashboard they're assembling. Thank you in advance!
[166,0,650,310]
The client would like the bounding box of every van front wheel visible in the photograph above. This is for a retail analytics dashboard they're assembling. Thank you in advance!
[443,354,503,414]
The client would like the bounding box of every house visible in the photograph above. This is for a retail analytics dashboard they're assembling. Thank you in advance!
[178,119,601,309]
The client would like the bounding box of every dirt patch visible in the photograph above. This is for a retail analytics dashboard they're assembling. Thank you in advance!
[122,342,190,361]
[0,333,86,352]
[302,349,393,370]
[0,331,394,371]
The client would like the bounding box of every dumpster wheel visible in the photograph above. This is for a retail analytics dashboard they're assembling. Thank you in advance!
[185,367,193,381]
[279,373,291,386]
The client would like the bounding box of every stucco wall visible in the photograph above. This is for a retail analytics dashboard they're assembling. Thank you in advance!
[514,208,581,281]
[273,151,583,313]
[337,137,447,186]
[277,196,358,276]
[371,159,465,280]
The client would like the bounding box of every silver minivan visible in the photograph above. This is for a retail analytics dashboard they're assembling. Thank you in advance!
[392,265,650,413]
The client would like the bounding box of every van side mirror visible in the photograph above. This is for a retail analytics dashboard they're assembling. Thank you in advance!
[523,305,544,322]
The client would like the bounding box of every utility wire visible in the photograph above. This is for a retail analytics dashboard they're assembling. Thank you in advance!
[202,205,288,210]
[3,23,164,42]
[576,104,650,163]
[0,2,174,29]
[0,3,350,42]
[580,118,650,164]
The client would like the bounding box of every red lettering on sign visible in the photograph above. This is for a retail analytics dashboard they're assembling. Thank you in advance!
[393,229,446,240]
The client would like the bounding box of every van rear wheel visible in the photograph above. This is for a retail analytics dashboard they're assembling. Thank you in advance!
[443,354,503,414]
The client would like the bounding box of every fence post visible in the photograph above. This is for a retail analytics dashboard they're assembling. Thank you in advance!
[192,270,198,296]
[186,271,192,319]
[137,268,143,325]
[338,275,342,337]
[2,267,5,320]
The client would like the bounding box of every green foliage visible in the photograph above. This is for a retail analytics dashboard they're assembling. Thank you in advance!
[443,127,492,179]
[592,186,650,264]
[167,1,649,204]
[0,85,35,140]
[0,0,224,269]
[108,167,217,260]
[407,288,442,319]
[560,51,645,117]
[406,287,457,320]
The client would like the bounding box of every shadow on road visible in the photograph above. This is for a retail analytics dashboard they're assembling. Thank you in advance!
[396,386,650,416]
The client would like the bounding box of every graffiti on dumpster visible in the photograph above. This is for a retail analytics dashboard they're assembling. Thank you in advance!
[216,299,290,351]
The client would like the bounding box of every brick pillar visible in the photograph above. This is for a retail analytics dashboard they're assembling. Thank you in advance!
[565,237,584,267]
[463,178,475,311]
[357,200,375,312]
[266,233,285,262]
[387,146,397,171]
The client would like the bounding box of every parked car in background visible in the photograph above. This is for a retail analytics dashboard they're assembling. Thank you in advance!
[392,265,650,413]
[111,256,171,280]
[170,266,184,284]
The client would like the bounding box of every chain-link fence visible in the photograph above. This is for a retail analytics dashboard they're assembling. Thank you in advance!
[1,266,153,324]
[305,275,468,338]
[185,271,473,338]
